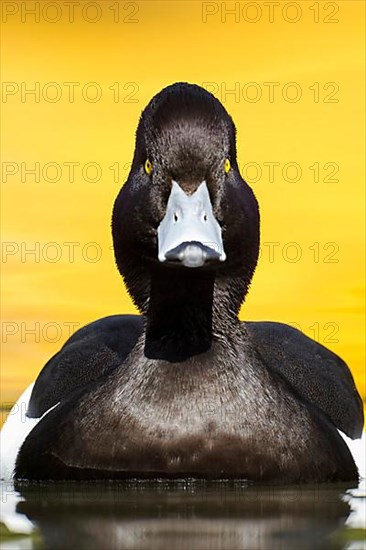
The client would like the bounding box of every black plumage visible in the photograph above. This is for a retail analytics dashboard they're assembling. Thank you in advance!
[16,83,363,482]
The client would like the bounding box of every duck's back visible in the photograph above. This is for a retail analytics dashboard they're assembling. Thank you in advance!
[27,315,143,418]
[245,321,363,439]
[15,330,359,483]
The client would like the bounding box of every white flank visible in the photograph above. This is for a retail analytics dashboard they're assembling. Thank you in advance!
[0,383,58,481]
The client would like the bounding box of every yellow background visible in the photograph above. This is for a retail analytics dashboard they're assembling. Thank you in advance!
[1,1,365,412]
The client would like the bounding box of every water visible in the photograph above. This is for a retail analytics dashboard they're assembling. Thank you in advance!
[1,479,365,550]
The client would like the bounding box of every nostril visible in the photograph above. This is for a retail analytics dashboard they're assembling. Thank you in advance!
[173,213,179,222]
[203,213,208,222]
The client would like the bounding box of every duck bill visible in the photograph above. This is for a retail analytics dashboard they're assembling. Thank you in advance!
[157,181,226,268]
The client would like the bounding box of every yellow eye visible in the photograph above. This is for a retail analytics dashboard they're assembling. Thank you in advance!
[224,158,231,174]
[144,159,153,175]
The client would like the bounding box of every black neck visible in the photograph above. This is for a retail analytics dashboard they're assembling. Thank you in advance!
[144,267,216,362]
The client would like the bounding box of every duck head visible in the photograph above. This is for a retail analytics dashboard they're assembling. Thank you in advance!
[112,83,260,361]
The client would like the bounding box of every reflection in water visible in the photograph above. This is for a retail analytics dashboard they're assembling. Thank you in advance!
[1,480,364,550]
